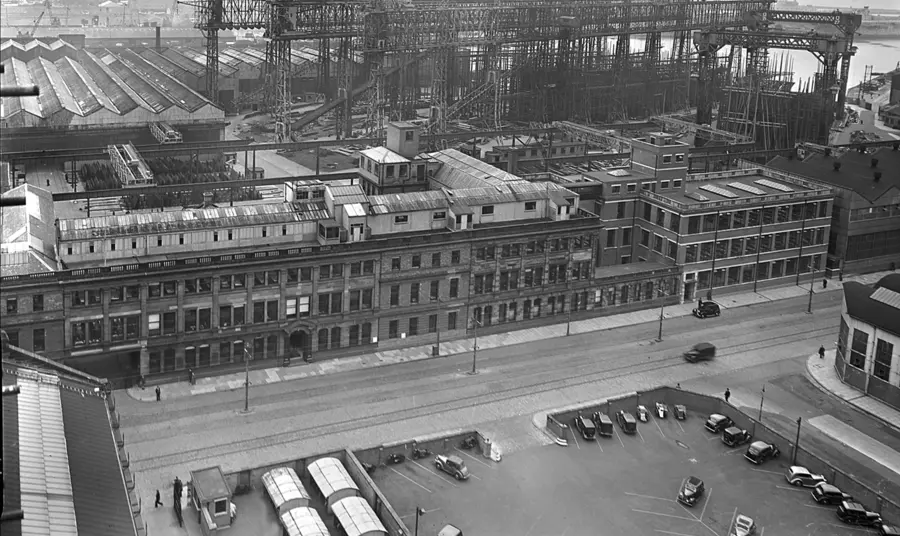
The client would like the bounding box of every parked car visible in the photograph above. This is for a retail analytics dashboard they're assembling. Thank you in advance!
[693,301,721,318]
[677,476,705,507]
[731,514,756,536]
[705,413,734,433]
[434,455,469,480]
[811,483,852,505]
[744,441,780,465]
[438,525,463,536]
[837,501,882,527]
[722,427,752,447]
[616,410,637,434]
[674,405,687,420]
[684,342,717,363]
[879,523,900,536]
[785,466,826,488]
[591,412,614,437]
[573,415,596,440]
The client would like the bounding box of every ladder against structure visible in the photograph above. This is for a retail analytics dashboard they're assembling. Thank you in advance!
[150,122,183,144]
[108,143,155,187]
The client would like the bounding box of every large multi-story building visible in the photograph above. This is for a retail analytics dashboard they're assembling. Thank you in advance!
[582,132,834,300]
[767,145,900,275]
[835,273,900,409]
[1,123,684,386]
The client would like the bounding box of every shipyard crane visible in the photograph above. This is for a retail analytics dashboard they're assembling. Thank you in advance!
[18,11,45,37]
[44,0,60,26]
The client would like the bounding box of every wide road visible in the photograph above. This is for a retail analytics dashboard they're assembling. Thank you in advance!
[118,290,899,510]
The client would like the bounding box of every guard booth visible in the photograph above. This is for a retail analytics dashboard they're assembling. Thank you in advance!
[306,457,360,511]
[263,467,311,516]
[189,466,235,534]
[281,506,330,536]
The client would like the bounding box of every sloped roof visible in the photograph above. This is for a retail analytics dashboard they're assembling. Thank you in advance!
[0,184,58,277]
[428,148,525,190]
[369,190,449,213]
[360,146,409,164]
[844,276,900,338]
[330,184,368,205]
[1,371,22,536]
[332,496,386,536]
[767,147,900,202]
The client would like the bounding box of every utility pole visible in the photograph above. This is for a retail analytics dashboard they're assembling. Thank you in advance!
[657,280,668,341]
[792,416,802,464]
[242,347,252,413]
[469,317,482,375]
[566,306,572,336]
[414,507,425,536]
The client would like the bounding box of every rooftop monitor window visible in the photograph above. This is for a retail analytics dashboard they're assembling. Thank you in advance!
[394,215,409,224]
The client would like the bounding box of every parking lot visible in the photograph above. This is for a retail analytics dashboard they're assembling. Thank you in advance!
[373,409,885,536]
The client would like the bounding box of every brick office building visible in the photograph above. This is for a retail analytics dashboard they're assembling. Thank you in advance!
[586,132,834,300]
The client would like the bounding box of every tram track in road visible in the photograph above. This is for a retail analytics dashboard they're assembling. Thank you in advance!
[129,323,834,472]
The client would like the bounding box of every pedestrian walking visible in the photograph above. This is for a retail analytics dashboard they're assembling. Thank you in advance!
[676,383,681,390]
[188,367,194,385]
[819,345,825,359]
[155,490,162,508]
[724,388,731,403]
[155,386,161,402]
[822,279,828,289]
[698,297,703,309]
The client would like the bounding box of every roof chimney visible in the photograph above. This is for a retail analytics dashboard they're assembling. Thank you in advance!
[833,161,841,171]
[871,158,878,168]
[155,25,161,52]
[874,171,882,181]
[202,191,214,207]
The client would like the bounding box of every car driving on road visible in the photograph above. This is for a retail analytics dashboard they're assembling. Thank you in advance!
[434,455,469,480]
[693,301,721,318]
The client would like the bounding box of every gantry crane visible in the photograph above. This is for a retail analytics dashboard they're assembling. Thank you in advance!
[18,11,44,37]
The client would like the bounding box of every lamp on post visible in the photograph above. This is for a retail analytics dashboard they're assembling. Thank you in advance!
[657,279,669,342]
[792,416,802,464]
[468,316,483,375]
[566,306,572,336]
[758,384,765,422]
[242,347,252,413]
[806,264,815,314]
[414,507,425,536]
[434,297,443,357]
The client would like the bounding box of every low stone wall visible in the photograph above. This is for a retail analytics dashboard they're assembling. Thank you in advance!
[547,386,900,524]
[353,429,483,468]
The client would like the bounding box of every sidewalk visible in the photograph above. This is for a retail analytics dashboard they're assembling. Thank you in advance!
[127,269,896,404]
[806,350,900,430]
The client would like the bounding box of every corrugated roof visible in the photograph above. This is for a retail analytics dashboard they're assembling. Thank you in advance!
[158,48,207,77]
[58,202,329,241]
[332,496,386,536]
[330,184,368,204]
[179,47,239,77]
[360,146,409,164]
[262,467,310,510]
[448,186,518,204]
[429,148,524,189]
[112,48,207,112]
[870,286,900,309]
[59,383,136,536]
[17,373,78,536]
[306,458,359,500]
[1,372,22,536]
[281,507,329,536]
[368,190,449,213]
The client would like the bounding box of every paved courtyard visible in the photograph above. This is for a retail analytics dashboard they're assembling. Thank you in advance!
[374,409,878,536]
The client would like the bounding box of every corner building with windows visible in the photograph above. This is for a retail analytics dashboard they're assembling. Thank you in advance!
[1,126,619,385]
[592,132,834,300]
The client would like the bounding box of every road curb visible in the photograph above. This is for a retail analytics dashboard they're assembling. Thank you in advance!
[804,354,900,437]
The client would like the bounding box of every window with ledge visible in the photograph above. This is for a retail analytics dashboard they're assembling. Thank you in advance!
[610,184,622,194]
[391,257,401,270]
[412,255,421,268]
[390,285,400,306]
[320,264,343,280]
[675,154,685,163]
[432,252,441,267]
[433,211,446,220]
[71,320,103,346]
[450,278,459,298]
[394,215,409,224]
[660,180,669,190]
[626,183,637,193]
[430,280,440,300]
[410,283,420,304]
[482,205,494,215]
[662,155,672,164]
[673,179,682,188]
[525,201,536,211]
[6,298,17,314]
[32,294,43,312]
[451,250,461,264]
[111,315,141,342]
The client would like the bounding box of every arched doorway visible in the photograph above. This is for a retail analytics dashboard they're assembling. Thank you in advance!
[289,329,309,358]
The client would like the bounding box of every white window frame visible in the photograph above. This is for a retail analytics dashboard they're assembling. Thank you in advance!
[286,298,297,319]
[297,296,310,317]
[148,313,160,336]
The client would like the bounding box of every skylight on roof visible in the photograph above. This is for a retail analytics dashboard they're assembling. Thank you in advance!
[755,178,794,192]
[870,287,900,309]
[728,182,766,195]
[699,184,738,199]
[607,169,631,177]
[685,192,710,202]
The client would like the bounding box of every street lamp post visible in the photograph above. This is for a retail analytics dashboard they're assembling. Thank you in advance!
[792,416,802,464]
[657,280,669,342]
[414,507,425,536]
[566,307,572,336]
[469,316,483,375]
[243,348,252,413]
[435,298,443,356]
[807,266,815,314]
[758,384,765,422]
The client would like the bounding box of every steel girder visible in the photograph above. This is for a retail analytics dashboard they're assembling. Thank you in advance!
[693,30,852,54]
[363,0,771,52]
[749,9,862,37]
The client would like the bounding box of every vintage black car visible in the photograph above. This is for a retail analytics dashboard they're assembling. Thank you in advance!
[592,412,614,437]
[744,441,780,465]
[693,301,721,318]
[573,415,596,440]
[722,426,752,447]
[705,413,734,433]
[880,523,900,536]
[678,476,705,507]
[616,410,637,434]
[674,405,687,420]
[812,483,853,505]
[837,501,882,527]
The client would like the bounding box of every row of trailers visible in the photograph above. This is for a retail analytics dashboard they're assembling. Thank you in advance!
[263,457,388,536]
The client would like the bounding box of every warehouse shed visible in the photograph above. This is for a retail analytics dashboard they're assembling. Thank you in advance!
[280,507,330,536]
[262,466,311,516]
[332,496,387,536]
[306,457,360,510]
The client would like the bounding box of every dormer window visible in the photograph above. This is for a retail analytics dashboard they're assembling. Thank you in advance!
[312,189,324,199]
[297,191,309,200]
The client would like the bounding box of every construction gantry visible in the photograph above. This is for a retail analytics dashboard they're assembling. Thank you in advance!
[195,0,773,141]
